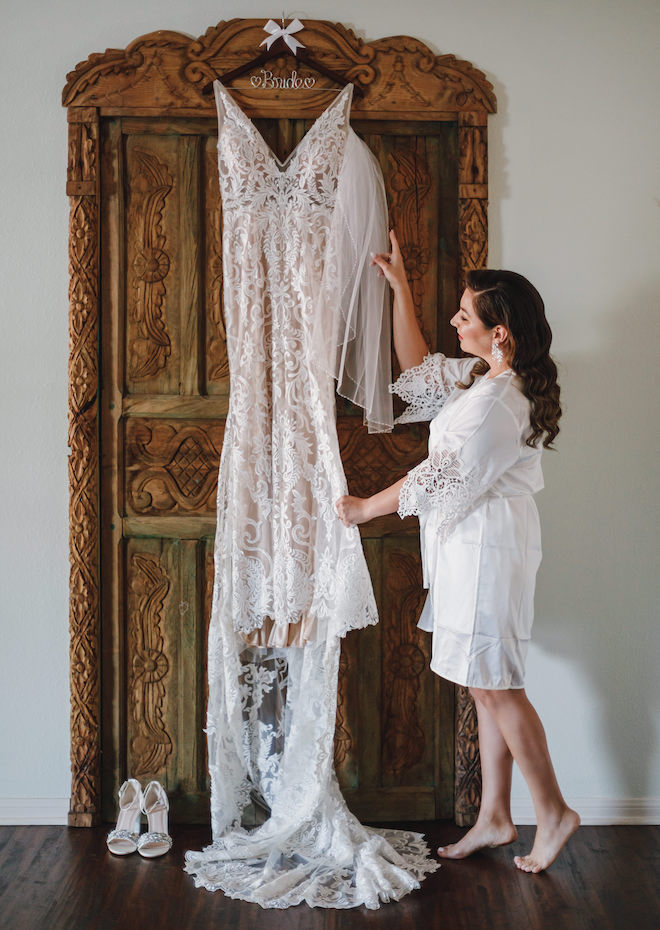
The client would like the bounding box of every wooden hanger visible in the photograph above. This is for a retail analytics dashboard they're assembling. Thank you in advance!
[201,32,363,97]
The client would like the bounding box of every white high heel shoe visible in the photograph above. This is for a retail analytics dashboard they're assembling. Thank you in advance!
[137,780,172,858]
[106,778,142,855]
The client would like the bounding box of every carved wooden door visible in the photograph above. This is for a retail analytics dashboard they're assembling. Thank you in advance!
[98,111,459,824]
[66,23,496,830]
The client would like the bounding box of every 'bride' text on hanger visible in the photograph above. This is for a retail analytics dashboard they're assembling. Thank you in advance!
[250,69,316,89]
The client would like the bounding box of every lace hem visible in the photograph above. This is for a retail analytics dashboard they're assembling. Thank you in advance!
[184,826,439,910]
[397,447,482,542]
[389,353,455,424]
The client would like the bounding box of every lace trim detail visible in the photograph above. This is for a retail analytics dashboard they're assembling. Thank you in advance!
[398,447,483,541]
[185,822,438,909]
[390,353,461,423]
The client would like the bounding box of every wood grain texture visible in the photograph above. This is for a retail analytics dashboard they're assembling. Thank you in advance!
[66,19,495,828]
[381,547,429,781]
[455,685,482,826]
[458,113,488,290]
[2,824,658,930]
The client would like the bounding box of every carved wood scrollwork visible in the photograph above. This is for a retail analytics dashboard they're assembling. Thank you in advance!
[63,20,495,117]
[125,420,225,514]
[128,554,173,777]
[65,19,494,827]
[67,109,101,827]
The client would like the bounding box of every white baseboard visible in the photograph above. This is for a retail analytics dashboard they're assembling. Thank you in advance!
[1,797,658,827]
[511,797,660,825]
[0,798,69,825]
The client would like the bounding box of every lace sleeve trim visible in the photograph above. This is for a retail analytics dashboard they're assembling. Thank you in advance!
[397,447,483,542]
[388,353,455,424]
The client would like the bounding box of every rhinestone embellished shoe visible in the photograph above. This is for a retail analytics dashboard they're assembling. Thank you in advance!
[137,780,172,858]
[106,778,142,855]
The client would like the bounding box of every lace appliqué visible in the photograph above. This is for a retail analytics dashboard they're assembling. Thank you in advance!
[389,353,457,424]
[398,447,483,541]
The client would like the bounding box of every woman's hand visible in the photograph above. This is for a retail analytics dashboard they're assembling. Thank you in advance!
[336,495,370,528]
[337,477,407,527]
[371,229,410,294]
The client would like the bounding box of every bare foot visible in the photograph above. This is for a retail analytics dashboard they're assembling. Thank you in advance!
[514,807,580,873]
[437,819,518,859]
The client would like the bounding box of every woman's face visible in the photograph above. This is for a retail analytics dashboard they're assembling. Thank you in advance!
[450,289,494,360]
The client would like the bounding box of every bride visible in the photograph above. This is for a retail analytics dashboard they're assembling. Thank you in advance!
[338,230,580,874]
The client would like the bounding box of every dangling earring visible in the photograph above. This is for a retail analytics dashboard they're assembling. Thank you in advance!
[491,339,504,364]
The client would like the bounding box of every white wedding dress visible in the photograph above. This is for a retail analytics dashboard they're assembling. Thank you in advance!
[183,82,439,909]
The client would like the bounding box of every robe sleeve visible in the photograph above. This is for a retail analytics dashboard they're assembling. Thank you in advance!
[389,353,478,424]
[397,393,524,541]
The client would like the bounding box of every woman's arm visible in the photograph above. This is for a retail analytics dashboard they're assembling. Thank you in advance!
[336,475,408,528]
[372,230,428,372]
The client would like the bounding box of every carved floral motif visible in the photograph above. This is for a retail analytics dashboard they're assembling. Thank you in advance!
[128,553,173,777]
[128,150,173,381]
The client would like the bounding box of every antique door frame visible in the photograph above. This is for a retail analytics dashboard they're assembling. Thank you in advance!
[63,18,496,827]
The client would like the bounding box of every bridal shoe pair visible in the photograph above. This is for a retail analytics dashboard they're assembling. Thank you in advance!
[106,778,172,858]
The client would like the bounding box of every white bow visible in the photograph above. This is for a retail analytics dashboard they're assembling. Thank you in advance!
[260,18,306,54]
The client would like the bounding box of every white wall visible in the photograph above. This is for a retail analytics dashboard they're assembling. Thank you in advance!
[1,0,658,824]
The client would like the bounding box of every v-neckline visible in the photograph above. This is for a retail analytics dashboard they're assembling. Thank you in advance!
[213,80,354,172]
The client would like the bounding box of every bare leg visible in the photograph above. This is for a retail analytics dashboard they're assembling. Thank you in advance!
[438,697,517,858]
[472,688,580,873]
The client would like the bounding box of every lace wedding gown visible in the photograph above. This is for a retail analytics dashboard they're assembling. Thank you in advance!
[183,82,439,909]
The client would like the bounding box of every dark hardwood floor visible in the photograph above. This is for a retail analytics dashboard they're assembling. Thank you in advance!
[0,822,658,930]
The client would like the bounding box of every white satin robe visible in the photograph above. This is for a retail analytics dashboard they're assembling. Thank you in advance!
[393,354,544,689]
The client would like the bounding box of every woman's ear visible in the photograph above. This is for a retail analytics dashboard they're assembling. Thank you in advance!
[494,324,509,345]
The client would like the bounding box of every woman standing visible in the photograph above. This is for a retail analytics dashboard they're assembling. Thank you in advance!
[336,231,580,873]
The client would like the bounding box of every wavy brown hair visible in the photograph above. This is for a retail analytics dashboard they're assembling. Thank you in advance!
[457,269,561,448]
